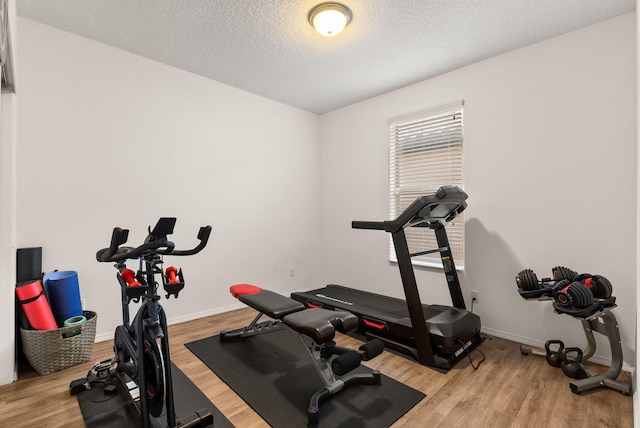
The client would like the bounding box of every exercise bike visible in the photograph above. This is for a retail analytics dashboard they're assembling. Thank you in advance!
[71,218,212,428]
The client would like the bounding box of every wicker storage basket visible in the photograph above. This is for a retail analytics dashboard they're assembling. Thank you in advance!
[20,311,97,375]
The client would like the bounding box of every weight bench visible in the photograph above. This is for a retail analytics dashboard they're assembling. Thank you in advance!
[220,284,384,428]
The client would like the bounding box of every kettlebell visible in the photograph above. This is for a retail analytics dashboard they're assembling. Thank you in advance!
[560,347,587,379]
[544,340,564,368]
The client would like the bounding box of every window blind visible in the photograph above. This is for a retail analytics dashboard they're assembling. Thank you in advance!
[388,100,464,268]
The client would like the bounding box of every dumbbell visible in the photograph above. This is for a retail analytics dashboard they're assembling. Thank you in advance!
[120,269,141,287]
[553,266,578,282]
[165,266,180,284]
[544,340,564,368]
[515,266,577,291]
[553,273,614,308]
[560,347,587,379]
[573,274,613,300]
[552,279,594,308]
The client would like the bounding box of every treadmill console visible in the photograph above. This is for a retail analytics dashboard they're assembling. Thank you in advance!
[353,186,467,233]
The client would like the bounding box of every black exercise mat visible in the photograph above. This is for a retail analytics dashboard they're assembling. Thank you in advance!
[75,362,232,428]
[186,328,425,427]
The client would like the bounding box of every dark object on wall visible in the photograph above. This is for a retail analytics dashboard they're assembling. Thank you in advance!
[17,247,42,283]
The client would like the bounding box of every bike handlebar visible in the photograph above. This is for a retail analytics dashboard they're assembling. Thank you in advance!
[96,218,212,263]
[170,225,212,256]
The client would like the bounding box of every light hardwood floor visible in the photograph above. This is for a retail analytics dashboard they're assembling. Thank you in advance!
[1,307,633,427]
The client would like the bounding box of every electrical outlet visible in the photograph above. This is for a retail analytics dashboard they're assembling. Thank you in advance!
[289,267,295,277]
[471,290,479,303]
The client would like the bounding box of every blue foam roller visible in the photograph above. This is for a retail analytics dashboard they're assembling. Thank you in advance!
[43,271,83,327]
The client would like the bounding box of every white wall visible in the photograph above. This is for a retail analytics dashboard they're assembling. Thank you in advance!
[635,1,639,424]
[319,13,637,366]
[11,18,321,356]
[0,0,18,386]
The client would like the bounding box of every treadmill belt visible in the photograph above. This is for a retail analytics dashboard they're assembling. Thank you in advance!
[295,284,442,321]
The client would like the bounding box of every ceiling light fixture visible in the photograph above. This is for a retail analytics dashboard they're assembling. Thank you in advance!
[308,2,352,37]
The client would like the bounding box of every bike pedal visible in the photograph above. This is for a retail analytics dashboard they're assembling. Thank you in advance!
[69,378,89,395]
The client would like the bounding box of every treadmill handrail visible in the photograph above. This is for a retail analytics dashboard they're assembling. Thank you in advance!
[352,186,467,234]
[351,221,385,230]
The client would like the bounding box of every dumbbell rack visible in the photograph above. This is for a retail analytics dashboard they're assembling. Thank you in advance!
[518,290,631,395]
[566,307,630,394]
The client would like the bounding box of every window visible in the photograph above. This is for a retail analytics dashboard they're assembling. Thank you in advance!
[388,100,464,268]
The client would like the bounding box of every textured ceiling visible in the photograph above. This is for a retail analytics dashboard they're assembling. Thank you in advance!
[17,0,635,114]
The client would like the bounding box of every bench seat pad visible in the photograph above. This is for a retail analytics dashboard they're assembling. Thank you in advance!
[284,308,358,344]
[238,289,305,319]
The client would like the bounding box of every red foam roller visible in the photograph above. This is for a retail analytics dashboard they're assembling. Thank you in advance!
[15,280,58,330]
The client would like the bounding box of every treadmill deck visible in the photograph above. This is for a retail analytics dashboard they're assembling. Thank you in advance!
[291,284,481,356]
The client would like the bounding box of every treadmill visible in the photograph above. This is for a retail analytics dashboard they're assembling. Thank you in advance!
[291,186,483,370]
